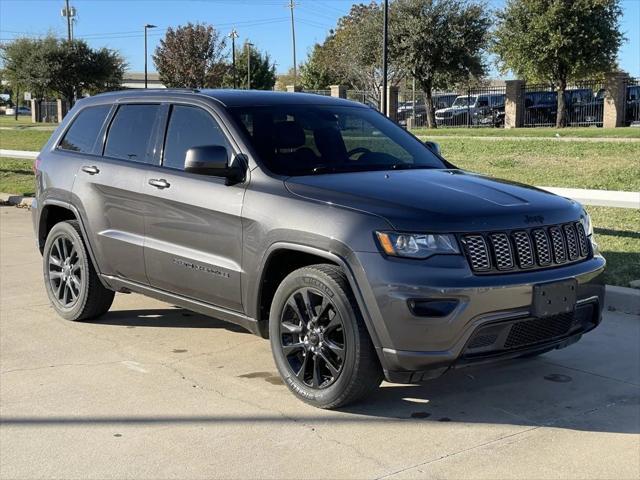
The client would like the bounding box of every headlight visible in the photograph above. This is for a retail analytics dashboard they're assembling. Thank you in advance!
[375,231,460,259]
[580,211,593,236]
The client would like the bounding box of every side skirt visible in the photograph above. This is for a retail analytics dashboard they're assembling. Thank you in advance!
[101,275,262,336]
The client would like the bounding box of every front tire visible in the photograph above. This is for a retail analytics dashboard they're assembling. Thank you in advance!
[43,220,114,321]
[269,264,382,409]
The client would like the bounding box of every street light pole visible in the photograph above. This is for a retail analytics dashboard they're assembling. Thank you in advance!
[229,29,239,89]
[382,0,388,116]
[144,24,157,89]
[65,0,72,42]
[246,42,254,90]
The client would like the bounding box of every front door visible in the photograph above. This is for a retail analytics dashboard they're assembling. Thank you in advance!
[143,103,245,312]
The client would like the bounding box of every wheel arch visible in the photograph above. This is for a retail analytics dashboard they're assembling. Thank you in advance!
[255,243,382,350]
[37,200,110,289]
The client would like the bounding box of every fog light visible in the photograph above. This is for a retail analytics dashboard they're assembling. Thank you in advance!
[408,299,459,317]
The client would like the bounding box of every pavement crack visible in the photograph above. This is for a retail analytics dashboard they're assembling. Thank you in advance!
[1,360,127,375]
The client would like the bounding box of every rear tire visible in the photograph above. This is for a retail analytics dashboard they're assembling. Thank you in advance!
[269,264,383,409]
[43,220,114,321]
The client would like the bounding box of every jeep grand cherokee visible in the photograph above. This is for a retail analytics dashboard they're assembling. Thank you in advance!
[32,90,605,408]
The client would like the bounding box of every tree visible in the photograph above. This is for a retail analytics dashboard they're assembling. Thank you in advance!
[494,0,624,128]
[1,36,126,105]
[299,43,340,90]
[391,0,491,128]
[324,2,404,105]
[153,23,228,88]
[228,43,276,90]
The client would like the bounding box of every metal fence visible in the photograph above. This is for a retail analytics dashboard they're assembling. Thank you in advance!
[523,80,606,127]
[346,90,379,110]
[398,85,506,128]
[303,89,331,96]
[37,100,58,123]
[625,77,640,126]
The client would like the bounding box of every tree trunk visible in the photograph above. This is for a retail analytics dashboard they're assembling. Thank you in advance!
[556,79,567,128]
[424,87,437,129]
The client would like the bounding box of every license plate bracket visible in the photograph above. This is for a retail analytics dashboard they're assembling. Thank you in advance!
[532,279,577,317]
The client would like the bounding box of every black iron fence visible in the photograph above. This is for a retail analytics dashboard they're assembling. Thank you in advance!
[34,100,58,123]
[398,85,506,128]
[523,80,606,127]
[625,77,640,126]
[346,90,379,110]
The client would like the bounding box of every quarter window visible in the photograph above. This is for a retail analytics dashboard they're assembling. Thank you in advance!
[104,104,160,163]
[163,105,230,170]
[58,105,111,153]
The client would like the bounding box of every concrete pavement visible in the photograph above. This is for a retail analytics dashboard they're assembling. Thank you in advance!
[1,206,639,479]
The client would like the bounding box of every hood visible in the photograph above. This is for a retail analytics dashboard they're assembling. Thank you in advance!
[285,169,582,232]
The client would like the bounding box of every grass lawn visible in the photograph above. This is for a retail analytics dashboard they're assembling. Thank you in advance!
[0,129,52,151]
[436,138,640,191]
[586,206,640,288]
[412,126,640,138]
[0,116,57,128]
[0,158,34,196]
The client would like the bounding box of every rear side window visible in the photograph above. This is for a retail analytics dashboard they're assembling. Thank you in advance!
[104,104,160,163]
[162,105,230,170]
[58,105,111,153]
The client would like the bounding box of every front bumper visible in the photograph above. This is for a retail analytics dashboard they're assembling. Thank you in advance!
[348,251,606,383]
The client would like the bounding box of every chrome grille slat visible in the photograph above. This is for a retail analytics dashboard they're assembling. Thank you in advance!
[462,222,589,274]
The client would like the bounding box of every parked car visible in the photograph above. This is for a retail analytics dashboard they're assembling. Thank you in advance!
[397,93,457,127]
[33,90,605,408]
[524,88,593,126]
[435,93,505,127]
[4,106,31,116]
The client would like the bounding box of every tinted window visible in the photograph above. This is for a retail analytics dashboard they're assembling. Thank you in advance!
[104,104,160,163]
[230,105,446,176]
[163,105,230,170]
[59,105,111,153]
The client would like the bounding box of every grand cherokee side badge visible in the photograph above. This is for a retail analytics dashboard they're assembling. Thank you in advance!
[173,258,230,279]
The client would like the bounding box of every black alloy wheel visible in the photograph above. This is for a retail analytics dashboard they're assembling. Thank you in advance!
[279,287,345,389]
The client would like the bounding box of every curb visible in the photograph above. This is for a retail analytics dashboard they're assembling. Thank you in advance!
[0,192,34,208]
[605,285,640,316]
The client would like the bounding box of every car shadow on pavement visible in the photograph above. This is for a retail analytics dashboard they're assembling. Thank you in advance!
[90,308,250,334]
[336,356,640,434]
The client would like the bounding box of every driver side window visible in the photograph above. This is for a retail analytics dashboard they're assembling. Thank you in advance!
[163,105,231,170]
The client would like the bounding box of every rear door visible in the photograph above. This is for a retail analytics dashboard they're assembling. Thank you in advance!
[72,102,164,284]
[143,102,246,311]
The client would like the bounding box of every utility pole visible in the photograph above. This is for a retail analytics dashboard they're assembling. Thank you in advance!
[382,0,388,116]
[229,29,239,89]
[246,42,254,89]
[288,0,297,83]
[65,0,71,41]
[144,24,157,89]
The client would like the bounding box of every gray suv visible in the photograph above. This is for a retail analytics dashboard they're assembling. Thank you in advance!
[32,90,605,408]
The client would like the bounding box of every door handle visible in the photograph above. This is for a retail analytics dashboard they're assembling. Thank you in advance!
[148,178,171,189]
[81,165,100,175]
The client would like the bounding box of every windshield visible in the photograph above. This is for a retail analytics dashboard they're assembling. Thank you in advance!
[452,96,477,107]
[229,104,447,176]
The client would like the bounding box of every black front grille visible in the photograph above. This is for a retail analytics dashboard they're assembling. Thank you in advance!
[504,312,575,348]
[461,222,590,274]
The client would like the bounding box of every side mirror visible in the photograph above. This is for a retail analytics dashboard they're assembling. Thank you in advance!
[184,145,244,184]
[424,140,441,156]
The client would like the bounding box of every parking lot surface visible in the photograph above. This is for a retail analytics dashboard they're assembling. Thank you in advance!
[1,206,639,479]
